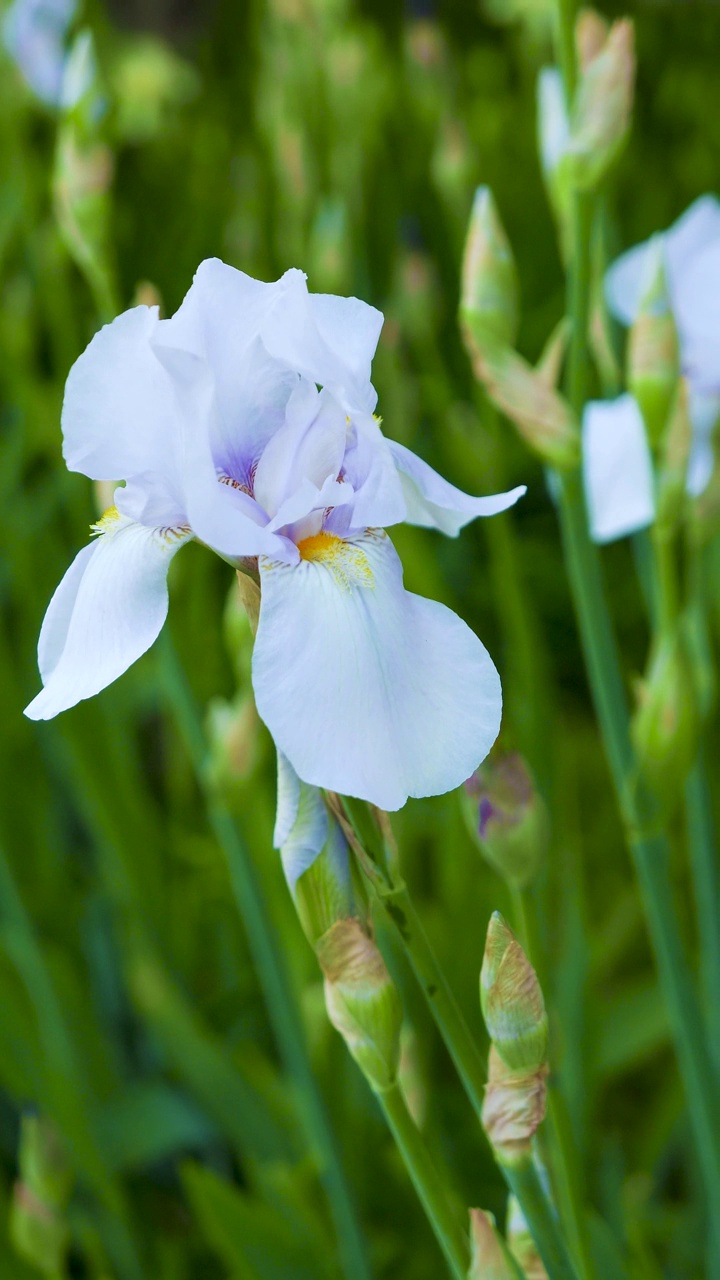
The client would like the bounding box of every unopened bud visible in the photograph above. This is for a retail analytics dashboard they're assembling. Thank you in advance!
[482,1045,548,1166]
[568,18,635,191]
[318,919,402,1093]
[472,344,579,469]
[295,821,355,945]
[225,575,258,676]
[468,1209,517,1280]
[10,1115,72,1276]
[460,188,519,351]
[575,9,609,70]
[463,754,548,889]
[206,694,260,792]
[507,1196,549,1280]
[627,239,680,447]
[632,632,699,808]
[481,914,548,1075]
[656,379,691,532]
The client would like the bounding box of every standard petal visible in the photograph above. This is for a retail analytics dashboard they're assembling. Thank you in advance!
[24,513,192,720]
[259,277,381,415]
[582,395,655,543]
[388,440,526,535]
[253,381,347,518]
[62,305,180,481]
[253,530,502,811]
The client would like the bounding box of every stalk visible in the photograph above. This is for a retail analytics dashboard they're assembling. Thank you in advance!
[158,638,374,1280]
[550,58,720,1233]
[377,1084,470,1280]
[685,748,720,1068]
[345,815,581,1280]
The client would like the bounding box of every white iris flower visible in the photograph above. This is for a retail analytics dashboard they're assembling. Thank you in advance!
[3,0,76,107]
[25,260,525,811]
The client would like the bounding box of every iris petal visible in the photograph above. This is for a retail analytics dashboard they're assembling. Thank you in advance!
[252,529,502,810]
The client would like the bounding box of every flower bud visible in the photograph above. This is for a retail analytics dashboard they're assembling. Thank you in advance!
[463,753,548,890]
[295,821,355,946]
[568,18,635,191]
[10,1115,72,1276]
[460,187,519,351]
[507,1196,549,1280]
[317,919,402,1093]
[627,238,680,448]
[480,914,548,1075]
[632,631,699,809]
[468,1209,517,1280]
[472,344,580,469]
[205,694,261,793]
[656,379,691,533]
[482,1045,548,1167]
[575,9,609,70]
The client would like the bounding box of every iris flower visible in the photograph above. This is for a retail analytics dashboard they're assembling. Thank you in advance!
[582,197,720,545]
[25,261,524,810]
[3,0,76,107]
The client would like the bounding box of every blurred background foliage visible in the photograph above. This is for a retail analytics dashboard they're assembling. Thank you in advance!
[1,0,719,1276]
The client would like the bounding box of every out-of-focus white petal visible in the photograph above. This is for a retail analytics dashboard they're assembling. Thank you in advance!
[24,513,192,720]
[605,196,720,329]
[62,305,179,481]
[253,530,502,811]
[388,440,526,536]
[253,382,346,517]
[674,241,720,389]
[274,752,329,893]
[537,67,570,177]
[582,394,655,543]
[3,0,75,106]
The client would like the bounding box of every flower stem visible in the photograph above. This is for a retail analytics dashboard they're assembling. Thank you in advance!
[501,1159,579,1280]
[686,748,720,1071]
[377,1083,469,1280]
[357,859,581,1280]
[554,277,720,1250]
[158,638,374,1280]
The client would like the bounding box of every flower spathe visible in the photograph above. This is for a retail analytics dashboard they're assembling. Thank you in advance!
[25,260,525,810]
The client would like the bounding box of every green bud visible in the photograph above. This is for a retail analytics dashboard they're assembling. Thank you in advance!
[224,575,258,678]
[468,1209,518,1280]
[567,18,635,191]
[632,631,699,810]
[471,344,579,469]
[627,239,680,448]
[295,821,355,946]
[10,1116,72,1276]
[481,914,548,1075]
[507,1196,549,1280]
[463,753,548,890]
[656,378,691,533]
[460,187,519,352]
[317,919,402,1093]
[205,694,261,793]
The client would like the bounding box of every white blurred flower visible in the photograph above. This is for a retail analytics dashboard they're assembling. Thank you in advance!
[3,0,76,106]
[582,394,655,543]
[24,261,525,810]
[606,196,720,496]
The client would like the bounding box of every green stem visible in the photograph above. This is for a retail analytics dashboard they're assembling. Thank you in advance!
[686,749,720,1070]
[501,1158,580,1280]
[158,638,374,1280]
[355,856,581,1280]
[377,1084,469,1280]
[555,473,720,1248]
[510,888,594,1280]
